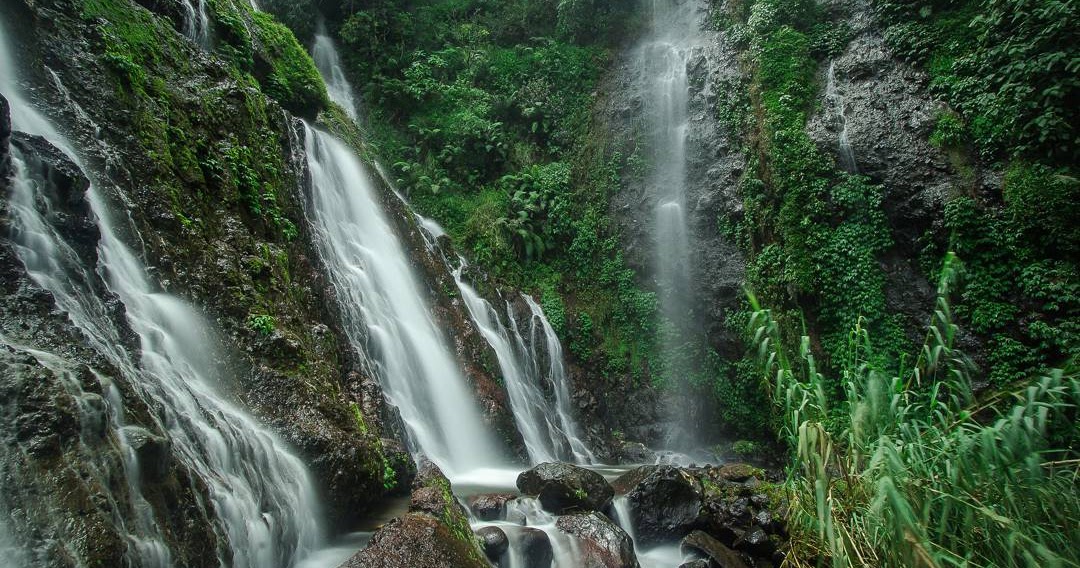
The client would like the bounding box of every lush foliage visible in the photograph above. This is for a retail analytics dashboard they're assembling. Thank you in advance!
[718,0,904,427]
[751,256,1080,566]
[874,0,1078,164]
[871,0,1080,387]
[307,0,659,379]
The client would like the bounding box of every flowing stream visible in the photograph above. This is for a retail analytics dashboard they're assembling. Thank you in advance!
[2,19,325,567]
[180,0,211,48]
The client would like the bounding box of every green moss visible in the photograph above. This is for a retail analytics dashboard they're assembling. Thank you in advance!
[250,11,328,117]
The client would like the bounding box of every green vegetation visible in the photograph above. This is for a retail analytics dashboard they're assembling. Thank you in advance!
[286,0,660,381]
[751,256,1079,566]
[868,0,1079,387]
[249,11,328,117]
[247,313,276,335]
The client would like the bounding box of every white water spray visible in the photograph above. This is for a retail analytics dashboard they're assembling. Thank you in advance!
[300,123,504,478]
[311,29,359,120]
[453,263,595,465]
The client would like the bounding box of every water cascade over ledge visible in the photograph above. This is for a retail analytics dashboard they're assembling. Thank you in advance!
[299,123,505,478]
[1,19,325,567]
[453,262,596,465]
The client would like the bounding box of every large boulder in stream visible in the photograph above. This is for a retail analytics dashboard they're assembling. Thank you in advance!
[342,513,489,568]
[476,525,509,562]
[345,460,489,568]
[467,492,517,521]
[555,511,638,568]
[622,465,707,546]
[517,462,614,514]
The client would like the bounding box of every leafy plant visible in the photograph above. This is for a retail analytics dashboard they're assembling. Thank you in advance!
[749,255,1080,566]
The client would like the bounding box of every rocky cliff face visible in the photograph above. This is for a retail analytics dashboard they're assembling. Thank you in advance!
[805,0,998,354]
[605,4,747,356]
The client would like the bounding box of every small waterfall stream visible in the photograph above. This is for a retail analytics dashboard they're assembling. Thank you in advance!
[826,61,859,172]
[640,0,709,450]
[453,263,595,465]
[2,20,325,567]
[180,0,211,48]
[312,29,359,120]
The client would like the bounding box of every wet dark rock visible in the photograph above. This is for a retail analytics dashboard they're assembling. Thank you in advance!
[342,513,489,568]
[122,425,171,482]
[611,465,658,494]
[516,527,554,568]
[0,94,10,181]
[716,464,758,483]
[623,465,706,546]
[556,511,638,568]
[467,492,517,521]
[733,526,774,558]
[679,560,712,568]
[617,440,656,464]
[517,462,615,514]
[476,526,509,562]
[681,530,751,568]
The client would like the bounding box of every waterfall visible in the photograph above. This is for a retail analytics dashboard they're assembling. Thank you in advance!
[180,0,211,48]
[640,0,707,448]
[311,29,359,120]
[643,0,696,327]
[453,263,595,465]
[2,20,325,567]
[826,61,858,173]
[300,123,504,477]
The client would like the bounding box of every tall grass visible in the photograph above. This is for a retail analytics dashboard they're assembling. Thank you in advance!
[750,253,1080,567]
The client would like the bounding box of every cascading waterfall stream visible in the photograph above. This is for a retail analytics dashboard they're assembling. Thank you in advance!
[640,0,707,450]
[300,123,504,478]
[312,28,359,120]
[180,0,211,48]
[2,19,325,567]
[453,263,595,465]
[826,61,858,172]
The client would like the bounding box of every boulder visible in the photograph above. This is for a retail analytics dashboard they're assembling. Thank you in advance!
[517,462,614,514]
[476,526,508,562]
[716,464,758,483]
[342,513,489,568]
[555,512,638,568]
[611,465,657,494]
[624,466,706,546]
[345,459,489,567]
[678,561,711,568]
[467,493,517,521]
[681,530,751,568]
[514,527,554,568]
[617,440,655,464]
